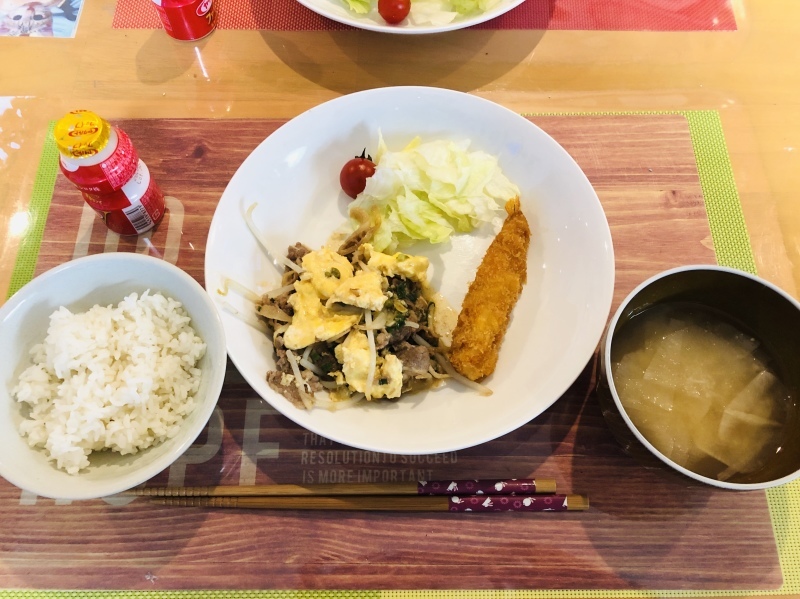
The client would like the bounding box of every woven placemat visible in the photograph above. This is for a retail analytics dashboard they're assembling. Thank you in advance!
[111,0,737,32]
[3,110,795,599]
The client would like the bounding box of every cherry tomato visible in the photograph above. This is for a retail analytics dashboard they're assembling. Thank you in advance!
[378,0,410,24]
[340,149,376,199]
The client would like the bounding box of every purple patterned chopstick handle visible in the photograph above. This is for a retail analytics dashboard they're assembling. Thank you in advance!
[447,494,572,512]
[417,479,541,495]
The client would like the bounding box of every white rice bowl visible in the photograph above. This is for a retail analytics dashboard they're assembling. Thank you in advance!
[0,253,226,500]
[13,291,207,475]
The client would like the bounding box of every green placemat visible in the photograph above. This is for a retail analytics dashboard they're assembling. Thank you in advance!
[4,110,797,599]
[6,121,59,299]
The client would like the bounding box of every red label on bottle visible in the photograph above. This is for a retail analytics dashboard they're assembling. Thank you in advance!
[83,170,166,236]
[153,0,216,41]
[99,129,137,189]
[59,128,139,194]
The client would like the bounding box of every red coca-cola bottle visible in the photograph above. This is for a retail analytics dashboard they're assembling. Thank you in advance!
[54,110,166,236]
[151,0,216,41]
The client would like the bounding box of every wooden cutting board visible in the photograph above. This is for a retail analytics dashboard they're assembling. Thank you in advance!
[0,115,781,591]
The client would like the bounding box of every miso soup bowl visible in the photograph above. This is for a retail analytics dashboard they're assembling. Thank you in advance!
[597,265,800,490]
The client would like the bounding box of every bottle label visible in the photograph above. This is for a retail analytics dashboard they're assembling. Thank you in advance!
[83,161,166,236]
[153,0,216,41]
[122,200,155,233]
[99,128,137,190]
[59,127,139,194]
[122,176,164,234]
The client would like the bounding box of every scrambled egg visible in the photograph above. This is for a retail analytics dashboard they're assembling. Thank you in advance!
[363,243,429,283]
[334,330,403,399]
[300,247,354,299]
[283,281,360,350]
[280,244,431,396]
[334,331,369,391]
[327,270,387,311]
[285,246,398,350]
[375,354,403,399]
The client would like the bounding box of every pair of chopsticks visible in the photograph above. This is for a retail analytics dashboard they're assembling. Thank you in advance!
[132,478,589,513]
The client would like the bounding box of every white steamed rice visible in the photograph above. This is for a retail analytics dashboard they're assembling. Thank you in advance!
[11,290,206,475]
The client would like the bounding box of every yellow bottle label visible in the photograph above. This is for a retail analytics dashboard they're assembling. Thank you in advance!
[54,110,112,159]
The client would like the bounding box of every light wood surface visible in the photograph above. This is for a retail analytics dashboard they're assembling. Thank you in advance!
[0,0,799,302]
[0,1,798,594]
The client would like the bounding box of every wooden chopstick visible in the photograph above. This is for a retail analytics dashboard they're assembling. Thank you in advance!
[131,478,557,497]
[150,493,588,512]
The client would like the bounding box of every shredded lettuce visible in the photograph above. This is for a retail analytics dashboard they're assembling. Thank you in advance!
[447,0,502,15]
[408,0,458,25]
[343,0,371,14]
[348,134,520,253]
[343,0,500,25]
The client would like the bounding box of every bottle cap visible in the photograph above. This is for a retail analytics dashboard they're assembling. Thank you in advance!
[54,110,112,159]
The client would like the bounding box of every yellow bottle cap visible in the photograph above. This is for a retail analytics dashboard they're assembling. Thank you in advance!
[54,110,112,159]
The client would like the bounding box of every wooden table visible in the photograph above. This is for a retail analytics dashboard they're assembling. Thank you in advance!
[1,0,798,299]
[0,0,799,597]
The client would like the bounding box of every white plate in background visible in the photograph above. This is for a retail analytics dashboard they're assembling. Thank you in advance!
[296,0,527,34]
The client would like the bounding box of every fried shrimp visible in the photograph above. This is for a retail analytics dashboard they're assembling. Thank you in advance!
[448,197,531,381]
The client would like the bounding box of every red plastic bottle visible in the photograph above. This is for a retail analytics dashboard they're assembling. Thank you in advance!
[54,110,166,236]
[151,0,216,41]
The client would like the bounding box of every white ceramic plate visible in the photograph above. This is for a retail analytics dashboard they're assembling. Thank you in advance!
[295,0,526,34]
[204,86,614,455]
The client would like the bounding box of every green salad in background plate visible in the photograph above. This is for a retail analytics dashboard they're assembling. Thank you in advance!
[294,0,526,34]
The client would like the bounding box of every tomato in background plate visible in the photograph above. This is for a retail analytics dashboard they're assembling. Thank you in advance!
[340,149,376,199]
[378,0,410,24]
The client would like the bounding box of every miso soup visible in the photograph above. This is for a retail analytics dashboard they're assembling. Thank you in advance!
[610,302,794,482]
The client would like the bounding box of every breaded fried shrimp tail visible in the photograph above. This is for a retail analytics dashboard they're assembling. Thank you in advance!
[448,197,531,381]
